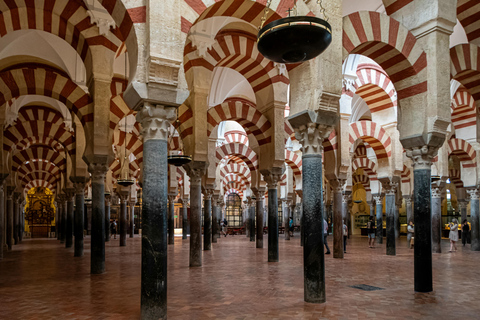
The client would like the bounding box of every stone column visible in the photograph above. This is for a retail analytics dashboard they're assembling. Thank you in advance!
[404,195,413,224]
[406,146,434,292]
[182,199,188,240]
[56,200,60,240]
[13,192,19,245]
[119,192,129,247]
[384,183,397,256]
[367,201,374,218]
[254,189,265,248]
[88,163,108,274]
[395,201,401,240]
[59,195,66,244]
[6,187,13,250]
[105,195,111,241]
[212,195,219,243]
[185,163,205,267]
[18,200,24,243]
[261,168,284,263]
[250,199,256,242]
[137,105,175,319]
[342,193,350,238]
[468,188,480,251]
[282,200,289,240]
[431,186,442,253]
[65,189,75,248]
[0,183,4,259]
[203,190,213,250]
[459,200,468,225]
[373,195,383,244]
[167,195,176,245]
[129,201,135,238]
[332,183,344,259]
[74,181,86,257]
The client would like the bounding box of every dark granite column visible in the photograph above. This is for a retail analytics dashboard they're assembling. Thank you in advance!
[129,201,135,238]
[283,200,290,240]
[459,200,467,225]
[404,195,413,224]
[74,180,85,257]
[168,195,175,245]
[373,195,383,244]
[105,194,111,242]
[13,193,19,245]
[368,201,374,218]
[395,202,400,239]
[332,183,344,259]
[431,186,442,253]
[119,192,128,247]
[88,163,108,274]
[342,194,350,238]
[212,195,219,243]
[406,147,433,293]
[261,168,283,263]
[468,189,480,251]
[0,183,4,259]
[203,190,213,250]
[137,105,176,319]
[250,200,255,242]
[384,184,397,256]
[244,204,250,238]
[56,200,60,240]
[186,163,206,267]
[6,187,13,251]
[182,199,188,240]
[59,195,66,244]
[65,189,75,248]
[19,202,24,242]
[254,190,265,248]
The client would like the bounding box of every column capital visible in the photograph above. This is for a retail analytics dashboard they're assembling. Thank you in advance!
[294,123,334,156]
[168,194,176,203]
[260,167,285,189]
[181,198,189,207]
[382,181,398,195]
[117,190,129,202]
[136,104,176,142]
[88,162,108,184]
[105,194,112,206]
[405,145,437,170]
[342,193,351,203]
[403,195,413,205]
[64,188,76,201]
[467,188,480,200]
[329,178,346,193]
[372,194,383,205]
[458,199,468,209]
[203,188,214,200]
[184,161,207,186]
[431,186,442,199]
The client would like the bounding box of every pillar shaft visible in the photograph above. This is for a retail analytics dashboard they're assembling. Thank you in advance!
[89,164,107,274]
[105,197,111,242]
[284,202,290,240]
[182,200,188,240]
[385,191,396,256]
[256,196,264,248]
[212,200,218,243]
[303,153,325,303]
[13,196,19,245]
[0,185,4,259]
[6,191,13,250]
[250,204,255,242]
[168,196,175,245]
[333,189,343,259]
[460,201,467,225]
[66,194,74,248]
[431,187,442,253]
[120,197,127,246]
[129,202,135,238]
[74,184,85,257]
[469,189,480,251]
[60,199,66,244]
[374,196,383,244]
[203,194,212,250]
[187,167,203,267]
[405,196,413,224]
[56,202,61,240]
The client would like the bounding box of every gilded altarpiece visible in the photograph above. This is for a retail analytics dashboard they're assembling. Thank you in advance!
[25,187,56,238]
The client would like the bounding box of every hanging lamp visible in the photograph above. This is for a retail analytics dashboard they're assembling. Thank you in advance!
[117,116,135,187]
[167,109,192,166]
[257,0,332,64]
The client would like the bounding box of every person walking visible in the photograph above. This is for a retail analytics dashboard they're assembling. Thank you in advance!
[462,219,470,247]
[110,219,117,240]
[367,216,375,248]
[288,217,294,237]
[323,219,331,254]
[407,220,414,249]
[343,219,348,253]
[221,218,228,237]
[449,219,459,252]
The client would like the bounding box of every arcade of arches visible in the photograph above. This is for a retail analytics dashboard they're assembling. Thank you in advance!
[1,0,480,319]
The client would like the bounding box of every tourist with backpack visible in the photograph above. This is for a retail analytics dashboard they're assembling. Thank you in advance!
[367,216,375,248]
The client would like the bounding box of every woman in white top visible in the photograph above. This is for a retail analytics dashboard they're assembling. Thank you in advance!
[449,219,459,252]
[407,221,414,249]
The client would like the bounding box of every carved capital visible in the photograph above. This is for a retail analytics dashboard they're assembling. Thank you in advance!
[342,193,351,204]
[185,161,207,186]
[458,200,468,209]
[64,188,76,201]
[136,104,176,142]
[403,195,412,205]
[330,179,346,193]
[261,167,285,189]
[105,194,112,206]
[373,195,383,205]
[431,186,442,199]
[405,146,437,170]
[88,163,108,184]
[383,182,398,196]
[181,198,189,207]
[467,188,480,201]
[294,123,333,155]
[168,195,176,203]
[203,188,214,200]
[74,181,86,195]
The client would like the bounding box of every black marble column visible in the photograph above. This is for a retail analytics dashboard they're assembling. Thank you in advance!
[168,195,175,245]
[6,187,13,251]
[413,168,432,292]
[65,191,75,248]
[0,184,4,259]
[182,199,188,240]
[395,203,400,240]
[459,200,467,226]
[283,201,290,240]
[203,191,212,250]
[186,164,204,267]
[385,188,396,256]
[105,195,111,242]
[74,182,85,257]
[303,153,325,303]
[89,163,108,274]
[212,198,218,243]
[119,194,128,247]
[60,196,66,244]
[250,203,255,242]
[255,193,264,248]
[19,205,23,242]
[56,201,60,240]
[13,193,19,245]
[129,202,135,238]
[431,187,442,253]
[300,202,304,247]
[333,187,343,259]
[262,169,282,263]
[469,189,480,251]
[374,195,383,244]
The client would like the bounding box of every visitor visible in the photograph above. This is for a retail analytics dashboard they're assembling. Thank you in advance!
[111,219,117,240]
[462,219,470,247]
[289,217,294,237]
[343,219,348,253]
[221,218,228,237]
[407,220,414,249]
[367,216,375,248]
[449,219,458,252]
[323,219,330,254]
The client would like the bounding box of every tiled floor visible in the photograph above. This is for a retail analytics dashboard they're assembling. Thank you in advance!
[0,233,479,319]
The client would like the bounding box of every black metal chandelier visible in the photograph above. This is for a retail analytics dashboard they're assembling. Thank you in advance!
[117,117,135,187]
[167,109,192,167]
[257,0,332,64]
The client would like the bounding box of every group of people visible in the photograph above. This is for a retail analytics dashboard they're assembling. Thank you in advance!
[323,219,348,254]
[448,219,471,252]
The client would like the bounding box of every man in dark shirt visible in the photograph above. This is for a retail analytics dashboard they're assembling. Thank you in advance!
[367,216,375,248]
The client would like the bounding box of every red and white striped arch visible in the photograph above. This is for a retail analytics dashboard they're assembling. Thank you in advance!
[225,188,243,200]
[285,150,302,183]
[225,130,249,145]
[0,67,93,124]
[457,1,480,44]
[354,144,367,159]
[355,64,397,113]
[220,162,251,182]
[352,157,378,181]
[12,147,66,173]
[343,11,427,100]
[448,138,477,168]
[17,160,62,180]
[353,174,371,192]
[401,165,411,184]
[216,142,258,172]
[323,129,338,157]
[449,169,464,188]
[24,179,56,194]
[20,171,57,190]
[349,121,392,160]
[110,96,133,130]
[451,88,476,130]
[450,44,480,100]
[382,0,414,16]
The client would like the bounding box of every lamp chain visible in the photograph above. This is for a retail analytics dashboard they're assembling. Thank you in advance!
[260,0,273,29]
[317,0,328,21]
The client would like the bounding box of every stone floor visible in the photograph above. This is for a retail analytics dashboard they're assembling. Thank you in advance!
[0,233,479,319]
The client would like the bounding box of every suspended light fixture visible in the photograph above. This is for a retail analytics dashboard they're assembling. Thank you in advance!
[257,0,332,64]
[117,116,135,187]
[167,108,192,167]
